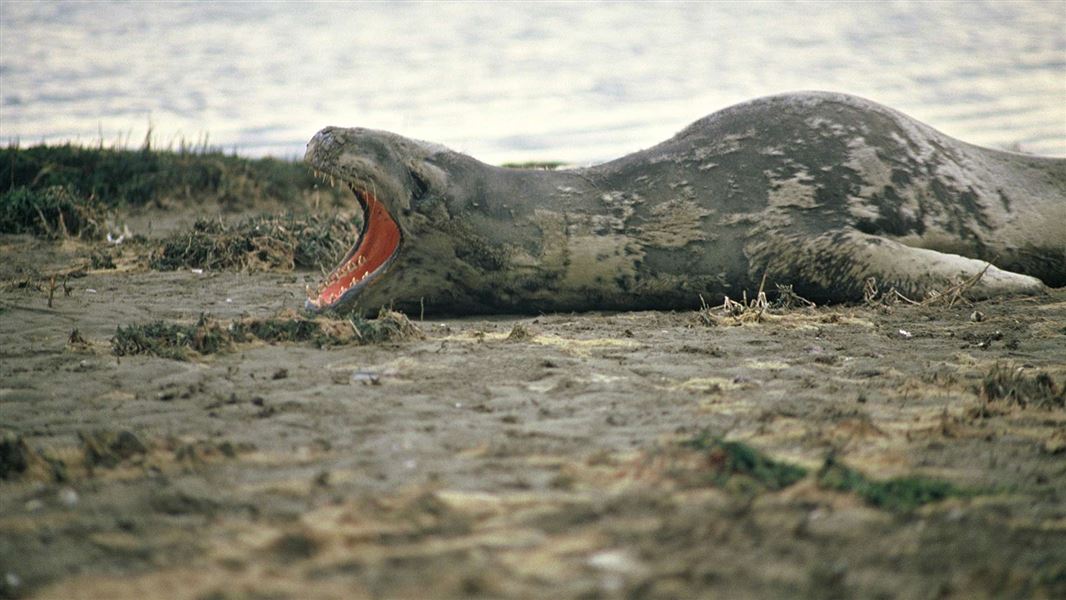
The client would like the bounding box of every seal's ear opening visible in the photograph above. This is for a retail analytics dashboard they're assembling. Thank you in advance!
[306,188,402,311]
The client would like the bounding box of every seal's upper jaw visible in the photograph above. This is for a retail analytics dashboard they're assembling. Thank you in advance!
[304,127,404,312]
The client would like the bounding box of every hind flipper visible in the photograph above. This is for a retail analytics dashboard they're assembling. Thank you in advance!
[749,230,1047,303]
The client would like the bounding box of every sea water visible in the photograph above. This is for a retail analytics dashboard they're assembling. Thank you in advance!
[1,1,1063,163]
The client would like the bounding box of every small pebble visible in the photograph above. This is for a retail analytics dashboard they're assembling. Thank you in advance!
[5,572,21,589]
[58,488,78,507]
[970,310,984,322]
[351,371,380,385]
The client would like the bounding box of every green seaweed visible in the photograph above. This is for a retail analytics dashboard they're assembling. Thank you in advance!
[679,432,972,511]
[817,455,970,512]
[680,431,808,491]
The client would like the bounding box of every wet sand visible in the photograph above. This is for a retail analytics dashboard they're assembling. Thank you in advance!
[1,215,1065,599]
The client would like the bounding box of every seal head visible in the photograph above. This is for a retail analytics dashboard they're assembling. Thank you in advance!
[304,126,449,311]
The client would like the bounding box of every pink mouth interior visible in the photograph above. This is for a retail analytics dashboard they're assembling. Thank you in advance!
[311,190,401,307]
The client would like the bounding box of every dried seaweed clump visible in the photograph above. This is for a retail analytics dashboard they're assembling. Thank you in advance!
[111,316,233,360]
[979,364,1065,410]
[111,310,421,360]
[148,214,359,272]
[694,277,815,327]
[817,455,970,512]
[350,309,424,344]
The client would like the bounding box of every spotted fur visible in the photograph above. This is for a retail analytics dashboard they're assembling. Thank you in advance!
[306,92,1064,314]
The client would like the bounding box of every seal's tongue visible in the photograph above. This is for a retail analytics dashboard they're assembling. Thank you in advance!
[308,191,401,309]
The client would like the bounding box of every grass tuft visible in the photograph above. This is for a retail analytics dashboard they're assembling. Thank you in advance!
[0,185,108,238]
[978,363,1064,410]
[1,143,344,209]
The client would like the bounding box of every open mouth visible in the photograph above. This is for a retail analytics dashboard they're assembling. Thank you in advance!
[305,182,402,311]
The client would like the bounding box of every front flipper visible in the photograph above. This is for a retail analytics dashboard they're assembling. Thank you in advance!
[748,230,1047,303]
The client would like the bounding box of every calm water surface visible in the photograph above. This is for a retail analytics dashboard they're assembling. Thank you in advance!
[1,1,1064,163]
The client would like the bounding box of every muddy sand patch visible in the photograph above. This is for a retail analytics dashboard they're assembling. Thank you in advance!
[3,267,1064,598]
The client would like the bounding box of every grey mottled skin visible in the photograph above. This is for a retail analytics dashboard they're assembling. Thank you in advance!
[306,91,1065,315]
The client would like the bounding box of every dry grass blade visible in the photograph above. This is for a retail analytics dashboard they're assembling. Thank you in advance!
[920,262,993,307]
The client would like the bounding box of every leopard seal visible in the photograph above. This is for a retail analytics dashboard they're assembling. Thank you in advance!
[304,91,1065,315]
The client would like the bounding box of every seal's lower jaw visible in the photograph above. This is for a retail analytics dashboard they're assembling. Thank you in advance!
[306,187,401,312]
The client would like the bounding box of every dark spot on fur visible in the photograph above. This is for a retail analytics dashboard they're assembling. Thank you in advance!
[890,169,912,187]
[854,219,878,235]
[857,186,926,237]
[455,242,507,272]
[997,189,1012,211]
[926,180,993,252]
